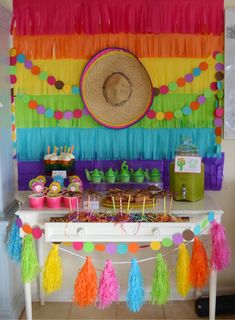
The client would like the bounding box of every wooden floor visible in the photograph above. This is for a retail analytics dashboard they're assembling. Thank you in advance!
[20,301,235,320]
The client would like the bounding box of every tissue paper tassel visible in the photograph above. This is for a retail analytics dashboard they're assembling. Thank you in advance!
[7,221,22,264]
[21,234,39,283]
[43,244,62,295]
[190,237,209,288]
[210,221,231,271]
[73,257,97,307]
[126,258,145,312]
[98,259,119,309]
[176,243,191,297]
[151,253,170,305]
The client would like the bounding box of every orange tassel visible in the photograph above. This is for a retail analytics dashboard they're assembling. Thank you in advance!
[73,257,97,307]
[190,237,209,289]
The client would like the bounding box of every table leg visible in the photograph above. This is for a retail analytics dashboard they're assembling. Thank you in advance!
[24,282,32,320]
[209,269,217,320]
[37,235,45,306]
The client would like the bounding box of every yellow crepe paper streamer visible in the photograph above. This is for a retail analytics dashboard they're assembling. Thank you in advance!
[14,57,216,96]
[43,244,62,295]
[176,243,191,297]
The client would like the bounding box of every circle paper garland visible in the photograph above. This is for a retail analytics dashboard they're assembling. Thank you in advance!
[16,211,215,252]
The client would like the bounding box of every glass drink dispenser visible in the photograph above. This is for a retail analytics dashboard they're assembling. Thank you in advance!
[170,137,204,202]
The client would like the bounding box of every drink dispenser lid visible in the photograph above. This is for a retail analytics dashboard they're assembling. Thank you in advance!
[176,137,199,156]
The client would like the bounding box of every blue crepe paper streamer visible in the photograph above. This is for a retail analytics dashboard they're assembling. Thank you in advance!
[17,128,217,161]
[7,220,22,264]
[126,258,145,312]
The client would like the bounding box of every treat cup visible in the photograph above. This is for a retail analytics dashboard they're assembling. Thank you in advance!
[28,194,45,208]
[63,196,80,209]
[46,195,62,209]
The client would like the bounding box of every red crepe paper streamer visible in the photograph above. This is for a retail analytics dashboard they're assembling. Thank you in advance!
[190,237,209,289]
[210,221,231,271]
[98,259,119,309]
[73,257,97,307]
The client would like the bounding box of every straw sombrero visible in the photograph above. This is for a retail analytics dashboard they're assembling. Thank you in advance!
[80,48,153,129]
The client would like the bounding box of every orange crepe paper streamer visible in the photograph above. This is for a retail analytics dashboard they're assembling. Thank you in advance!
[13,33,224,59]
[73,257,97,307]
[189,237,209,289]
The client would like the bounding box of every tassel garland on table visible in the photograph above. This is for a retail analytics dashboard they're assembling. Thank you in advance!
[190,237,209,289]
[176,243,191,297]
[7,221,22,264]
[73,257,97,307]
[151,253,170,305]
[126,258,145,312]
[98,259,119,309]
[21,234,39,283]
[210,221,231,271]
[43,244,62,295]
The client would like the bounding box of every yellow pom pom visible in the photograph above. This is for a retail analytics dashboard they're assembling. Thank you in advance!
[43,244,62,295]
[176,243,191,297]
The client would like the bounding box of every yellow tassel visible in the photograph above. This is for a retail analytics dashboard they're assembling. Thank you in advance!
[176,243,191,297]
[43,244,62,295]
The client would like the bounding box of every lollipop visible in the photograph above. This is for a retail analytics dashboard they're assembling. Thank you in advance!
[36,175,46,184]
[49,182,61,194]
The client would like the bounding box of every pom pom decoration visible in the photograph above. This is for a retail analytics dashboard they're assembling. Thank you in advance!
[7,219,22,264]
[21,234,39,283]
[126,258,145,312]
[98,259,119,309]
[43,244,62,295]
[73,257,97,307]
[150,253,170,305]
[189,237,209,289]
[176,243,191,297]
[210,221,231,271]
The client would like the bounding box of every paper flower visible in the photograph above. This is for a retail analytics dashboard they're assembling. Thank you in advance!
[32,181,45,194]
[36,175,46,184]
[49,182,61,194]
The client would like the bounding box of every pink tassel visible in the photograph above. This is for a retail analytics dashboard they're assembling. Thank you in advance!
[98,259,119,309]
[210,221,231,271]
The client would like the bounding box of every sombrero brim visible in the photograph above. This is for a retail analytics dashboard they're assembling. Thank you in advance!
[80,48,153,129]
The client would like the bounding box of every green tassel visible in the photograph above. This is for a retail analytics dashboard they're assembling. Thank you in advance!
[150,253,170,305]
[21,234,39,283]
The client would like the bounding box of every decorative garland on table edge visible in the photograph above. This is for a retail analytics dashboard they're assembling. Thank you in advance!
[7,211,231,310]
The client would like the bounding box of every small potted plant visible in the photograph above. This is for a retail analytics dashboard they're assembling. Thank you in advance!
[63,183,82,209]
[46,182,62,209]
[28,178,45,208]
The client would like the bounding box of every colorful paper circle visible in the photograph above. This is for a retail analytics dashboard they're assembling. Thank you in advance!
[208,211,215,222]
[47,76,56,85]
[215,136,222,144]
[210,82,218,91]
[215,108,224,118]
[17,54,26,63]
[197,95,206,105]
[183,229,194,241]
[214,118,223,127]
[95,244,105,251]
[117,243,128,254]
[64,111,73,120]
[39,71,48,80]
[199,62,208,71]
[215,63,224,72]
[192,67,201,77]
[177,78,185,87]
[128,243,139,253]
[9,65,17,75]
[28,100,37,109]
[22,224,32,234]
[182,106,192,115]
[174,109,183,119]
[63,84,72,93]
[190,101,199,111]
[45,109,54,118]
[204,88,213,98]
[22,94,30,103]
[9,48,17,57]
[215,127,222,136]
[201,219,208,229]
[153,87,160,96]
[193,225,201,236]
[73,109,83,119]
[215,53,224,62]
[162,237,173,247]
[156,112,165,120]
[83,242,94,253]
[37,105,46,114]
[159,85,169,95]
[10,56,17,66]
[185,73,194,83]
[32,227,43,239]
[147,110,156,119]
[215,72,224,81]
[55,80,64,90]
[73,242,83,250]
[31,66,40,75]
[15,217,23,228]
[217,81,223,90]
[54,111,64,120]
[10,75,17,84]
[106,243,116,254]
[150,241,161,251]
[172,233,183,245]
[24,60,33,69]
[165,111,174,120]
[72,86,80,94]
[168,82,177,91]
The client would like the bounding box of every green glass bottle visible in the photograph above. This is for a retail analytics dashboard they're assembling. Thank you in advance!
[170,137,204,202]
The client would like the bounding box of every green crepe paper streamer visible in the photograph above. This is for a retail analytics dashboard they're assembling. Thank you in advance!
[15,93,215,129]
[21,234,39,283]
[151,253,170,305]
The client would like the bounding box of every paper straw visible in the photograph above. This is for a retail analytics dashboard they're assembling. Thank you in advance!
[120,197,123,215]
[164,196,166,216]
[112,196,116,214]
[127,194,131,214]
[142,196,146,219]
[169,196,173,214]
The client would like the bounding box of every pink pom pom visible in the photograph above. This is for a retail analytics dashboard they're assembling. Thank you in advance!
[210,221,231,271]
[98,259,119,309]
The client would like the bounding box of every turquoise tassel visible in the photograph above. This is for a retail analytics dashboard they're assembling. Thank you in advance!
[7,221,22,264]
[126,258,145,312]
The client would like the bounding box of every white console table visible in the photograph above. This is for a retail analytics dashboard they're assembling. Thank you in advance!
[16,192,223,320]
